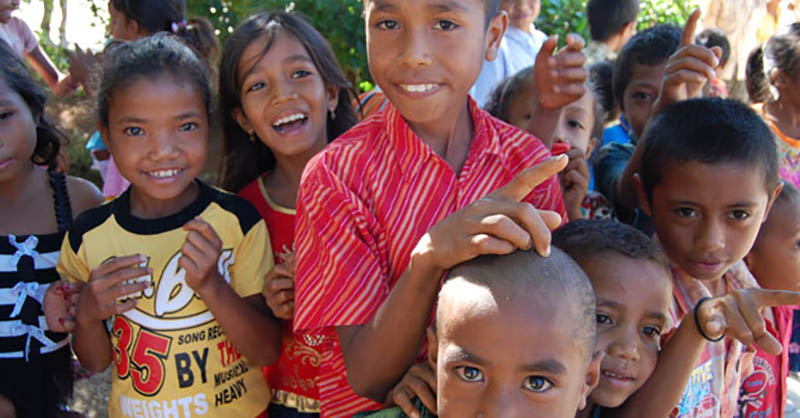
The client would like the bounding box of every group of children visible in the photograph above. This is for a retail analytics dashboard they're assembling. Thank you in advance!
[2,0,800,417]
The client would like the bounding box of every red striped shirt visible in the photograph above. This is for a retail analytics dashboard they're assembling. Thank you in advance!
[294,98,567,417]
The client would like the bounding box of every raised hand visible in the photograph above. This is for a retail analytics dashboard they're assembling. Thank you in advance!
[180,217,224,294]
[413,155,568,272]
[263,261,295,320]
[696,288,800,355]
[559,147,591,220]
[653,9,723,114]
[390,362,437,418]
[534,34,588,110]
[76,255,150,324]
[44,281,83,333]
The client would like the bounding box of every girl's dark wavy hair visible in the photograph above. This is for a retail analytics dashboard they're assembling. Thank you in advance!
[0,40,65,168]
[218,11,358,192]
[110,0,219,66]
[746,22,800,104]
[96,33,212,128]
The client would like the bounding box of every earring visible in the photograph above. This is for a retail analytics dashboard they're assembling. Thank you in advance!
[329,108,336,120]
[248,132,256,142]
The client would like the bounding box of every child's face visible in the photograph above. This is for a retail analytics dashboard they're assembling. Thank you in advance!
[107,0,141,41]
[747,198,800,292]
[500,0,541,31]
[0,0,19,24]
[234,31,337,161]
[505,80,537,136]
[100,75,208,214]
[621,63,664,138]
[584,254,671,408]
[641,161,777,281]
[430,279,599,418]
[364,0,504,134]
[0,77,37,184]
[553,89,597,157]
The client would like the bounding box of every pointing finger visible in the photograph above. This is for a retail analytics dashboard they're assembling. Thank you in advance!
[681,9,701,47]
[491,155,569,201]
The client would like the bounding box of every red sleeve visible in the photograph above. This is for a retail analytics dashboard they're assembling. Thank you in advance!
[293,157,389,333]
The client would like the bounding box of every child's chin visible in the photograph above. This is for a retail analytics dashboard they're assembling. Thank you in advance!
[591,388,631,410]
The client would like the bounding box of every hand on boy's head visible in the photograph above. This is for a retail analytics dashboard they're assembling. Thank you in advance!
[559,147,590,219]
[413,155,568,271]
[390,362,437,418]
[653,9,723,115]
[44,281,84,333]
[535,34,588,109]
[697,288,800,355]
[263,262,295,320]
[77,255,151,324]
[180,217,224,295]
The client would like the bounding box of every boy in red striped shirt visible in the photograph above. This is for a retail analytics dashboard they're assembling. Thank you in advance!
[294,1,587,416]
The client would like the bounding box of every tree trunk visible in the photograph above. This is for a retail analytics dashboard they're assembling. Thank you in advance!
[40,0,53,43]
[59,0,68,49]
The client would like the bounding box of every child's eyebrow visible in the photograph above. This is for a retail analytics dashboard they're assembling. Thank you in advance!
[174,111,203,120]
[285,54,314,64]
[645,311,668,324]
[448,348,486,365]
[371,0,398,12]
[521,359,567,375]
[115,116,147,124]
[427,1,470,13]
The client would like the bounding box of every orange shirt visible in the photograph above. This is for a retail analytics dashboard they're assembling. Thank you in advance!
[294,98,567,417]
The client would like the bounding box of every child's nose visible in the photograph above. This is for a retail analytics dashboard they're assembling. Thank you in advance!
[398,28,432,68]
[696,219,726,252]
[608,329,640,362]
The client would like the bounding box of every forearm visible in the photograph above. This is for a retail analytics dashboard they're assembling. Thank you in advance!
[51,74,79,97]
[198,279,282,366]
[529,104,563,150]
[73,317,113,372]
[337,254,443,402]
[610,314,706,418]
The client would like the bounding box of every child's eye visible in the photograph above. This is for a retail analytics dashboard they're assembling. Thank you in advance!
[0,111,13,121]
[376,19,398,30]
[292,70,312,79]
[642,326,662,339]
[567,119,584,130]
[795,239,800,250]
[124,127,144,136]
[522,376,553,393]
[632,92,654,101]
[179,122,199,132]
[454,366,484,383]
[728,210,751,221]
[674,207,697,218]
[597,313,612,325]
[248,82,266,93]
[434,20,459,31]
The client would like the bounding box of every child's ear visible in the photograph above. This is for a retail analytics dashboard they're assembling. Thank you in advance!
[426,326,439,370]
[578,350,603,411]
[97,121,111,150]
[763,181,784,224]
[634,173,652,216]
[586,136,598,159]
[232,107,254,136]
[485,11,509,62]
[326,84,341,115]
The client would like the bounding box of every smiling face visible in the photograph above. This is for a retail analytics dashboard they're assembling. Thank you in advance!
[364,0,504,136]
[500,0,540,32]
[621,63,664,139]
[553,89,598,157]
[0,76,36,183]
[583,253,671,408]
[100,75,208,217]
[640,161,776,281]
[234,31,337,162]
[0,0,19,24]
[430,278,598,418]
[747,196,800,292]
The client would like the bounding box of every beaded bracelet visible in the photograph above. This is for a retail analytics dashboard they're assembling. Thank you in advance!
[694,297,725,342]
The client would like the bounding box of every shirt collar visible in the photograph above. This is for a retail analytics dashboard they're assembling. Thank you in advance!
[384,96,503,179]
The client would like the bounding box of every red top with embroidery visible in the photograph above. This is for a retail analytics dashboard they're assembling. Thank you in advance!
[239,177,330,415]
[294,98,567,417]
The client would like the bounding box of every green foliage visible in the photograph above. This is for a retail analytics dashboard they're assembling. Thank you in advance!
[537,0,698,44]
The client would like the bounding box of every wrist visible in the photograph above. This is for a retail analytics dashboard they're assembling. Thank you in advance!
[693,297,725,342]
[409,239,445,285]
[192,273,225,298]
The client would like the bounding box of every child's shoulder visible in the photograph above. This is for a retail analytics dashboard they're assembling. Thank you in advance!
[66,198,117,254]
[203,183,263,236]
[484,115,552,166]
[65,175,103,217]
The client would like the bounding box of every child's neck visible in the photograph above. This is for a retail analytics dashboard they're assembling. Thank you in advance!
[129,182,200,220]
[264,148,322,210]
[767,98,800,139]
[0,163,38,204]
[407,100,474,175]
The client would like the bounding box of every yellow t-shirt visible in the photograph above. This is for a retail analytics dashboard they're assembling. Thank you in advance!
[58,182,273,418]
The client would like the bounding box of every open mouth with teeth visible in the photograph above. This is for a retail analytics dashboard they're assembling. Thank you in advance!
[146,168,184,179]
[272,113,308,134]
[401,84,439,94]
[601,370,636,382]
